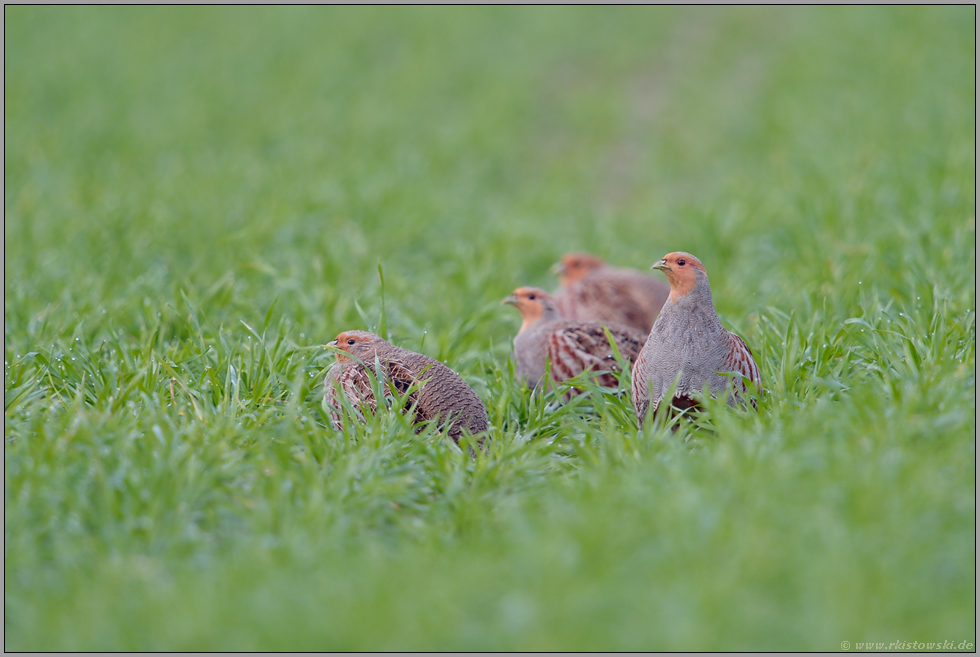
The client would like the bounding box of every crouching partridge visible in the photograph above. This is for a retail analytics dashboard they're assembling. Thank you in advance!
[324,330,489,445]
[553,252,670,334]
[504,286,645,393]
[631,252,761,424]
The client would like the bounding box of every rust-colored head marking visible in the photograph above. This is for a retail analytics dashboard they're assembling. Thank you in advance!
[328,330,383,362]
[503,286,560,333]
[651,252,708,300]
[554,252,607,286]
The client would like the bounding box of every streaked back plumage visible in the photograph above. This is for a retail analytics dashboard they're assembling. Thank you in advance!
[554,253,669,333]
[505,287,645,392]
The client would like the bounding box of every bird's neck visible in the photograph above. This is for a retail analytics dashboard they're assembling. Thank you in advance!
[518,308,562,335]
[664,281,719,319]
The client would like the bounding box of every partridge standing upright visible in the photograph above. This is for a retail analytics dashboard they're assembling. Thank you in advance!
[631,252,761,424]
[504,287,645,392]
[553,252,670,334]
[324,330,489,445]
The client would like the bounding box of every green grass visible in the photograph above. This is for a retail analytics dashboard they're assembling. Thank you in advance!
[4,6,975,650]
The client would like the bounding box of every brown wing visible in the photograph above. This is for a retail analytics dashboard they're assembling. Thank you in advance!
[341,363,379,415]
[723,332,762,403]
[383,358,428,422]
[343,357,424,415]
[328,349,486,451]
[397,352,489,442]
[547,322,644,388]
[631,347,652,423]
[323,362,344,430]
[560,278,634,324]
[593,274,659,333]
[559,271,668,333]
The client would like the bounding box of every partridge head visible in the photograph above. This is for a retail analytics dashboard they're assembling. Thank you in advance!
[329,330,384,362]
[651,251,708,300]
[553,252,608,288]
[503,286,563,334]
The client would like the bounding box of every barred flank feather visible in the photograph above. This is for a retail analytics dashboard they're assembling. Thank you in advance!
[506,287,644,394]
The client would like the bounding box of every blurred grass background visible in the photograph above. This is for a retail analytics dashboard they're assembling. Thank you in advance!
[4,6,975,650]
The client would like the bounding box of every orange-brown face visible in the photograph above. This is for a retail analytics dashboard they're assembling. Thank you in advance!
[555,253,607,286]
[328,330,381,361]
[651,252,707,299]
[502,286,557,332]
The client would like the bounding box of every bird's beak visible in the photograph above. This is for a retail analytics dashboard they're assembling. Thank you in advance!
[326,339,338,348]
[651,259,669,272]
[549,261,566,276]
[502,293,519,306]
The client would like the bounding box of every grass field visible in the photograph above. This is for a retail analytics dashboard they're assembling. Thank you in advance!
[4,6,976,650]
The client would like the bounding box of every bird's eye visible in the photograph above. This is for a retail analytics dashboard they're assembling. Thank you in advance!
[528,294,536,300]
[677,259,686,266]
[347,339,356,345]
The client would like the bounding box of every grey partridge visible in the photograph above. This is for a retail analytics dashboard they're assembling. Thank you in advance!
[631,252,761,424]
[324,330,489,445]
[553,252,670,334]
[503,287,645,392]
